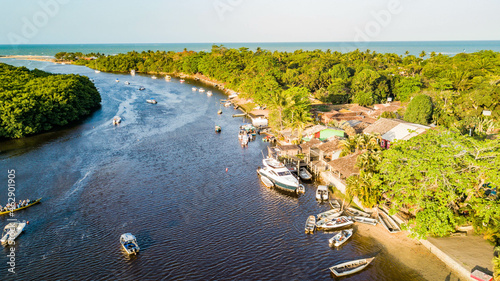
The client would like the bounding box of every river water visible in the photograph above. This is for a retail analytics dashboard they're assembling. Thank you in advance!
[0,59,438,280]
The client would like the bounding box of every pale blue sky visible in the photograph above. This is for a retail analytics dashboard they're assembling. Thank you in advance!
[1,0,499,44]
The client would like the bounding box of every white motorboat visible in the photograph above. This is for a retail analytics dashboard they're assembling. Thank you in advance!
[112,116,121,125]
[260,175,274,188]
[130,69,136,76]
[1,221,26,245]
[317,208,342,220]
[299,167,312,180]
[329,229,353,247]
[165,75,171,80]
[305,215,316,234]
[192,87,198,91]
[224,101,232,107]
[262,157,285,169]
[199,88,205,92]
[316,216,353,230]
[146,99,157,104]
[228,93,238,99]
[138,86,145,91]
[329,257,375,277]
[124,81,130,85]
[257,159,300,193]
[316,185,329,201]
[120,233,140,255]
[95,70,101,73]
[115,78,120,83]
[151,75,157,79]
[180,79,185,83]
[207,91,213,96]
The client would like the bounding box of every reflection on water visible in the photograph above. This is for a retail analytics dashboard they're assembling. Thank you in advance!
[0,59,432,280]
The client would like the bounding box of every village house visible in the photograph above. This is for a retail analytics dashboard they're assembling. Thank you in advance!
[363,118,430,149]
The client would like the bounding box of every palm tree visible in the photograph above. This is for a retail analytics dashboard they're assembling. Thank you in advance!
[356,150,382,173]
[346,172,380,208]
[268,91,287,131]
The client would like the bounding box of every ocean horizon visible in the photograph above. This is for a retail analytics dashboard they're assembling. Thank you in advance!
[1,40,500,57]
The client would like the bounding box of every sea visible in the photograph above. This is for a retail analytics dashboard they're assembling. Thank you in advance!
[1,40,500,57]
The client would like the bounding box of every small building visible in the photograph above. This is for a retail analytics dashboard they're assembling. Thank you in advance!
[315,128,345,141]
[301,125,327,141]
[363,118,430,149]
[248,110,269,127]
[327,152,362,180]
[317,137,342,161]
[276,145,301,157]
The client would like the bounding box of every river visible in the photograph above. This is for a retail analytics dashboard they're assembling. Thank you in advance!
[0,59,450,280]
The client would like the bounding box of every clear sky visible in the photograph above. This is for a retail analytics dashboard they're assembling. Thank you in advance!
[1,0,499,45]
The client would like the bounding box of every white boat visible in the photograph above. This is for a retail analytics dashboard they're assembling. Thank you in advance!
[260,175,274,188]
[151,75,157,79]
[316,185,329,201]
[192,87,198,91]
[305,215,316,234]
[180,79,185,83]
[329,229,353,247]
[1,221,26,245]
[146,99,157,104]
[329,257,375,277]
[228,93,238,99]
[120,233,140,255]
[346,207,371,218]
[130,69,135,76]
[316,216,353,230]
[199,88,205,92]
[299,167,312,180]
[165,75,171,80]
[207,91,213,96]
[124,81,130,85]
[378,208,401,233]
[353,216,378,226]
[329,199,342,210]
[115,78,119,83]
[138,86,145,91]
[95,70,101,73]
[257,159,300,193]
[112,116,121,125]
[224,101,232,107]
[262,157,284,169]
[317,208,342,220]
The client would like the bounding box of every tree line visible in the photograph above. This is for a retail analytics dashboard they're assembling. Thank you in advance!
[0,63,101,138]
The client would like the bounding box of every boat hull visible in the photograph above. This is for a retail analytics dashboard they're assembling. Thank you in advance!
[329,257,375,277]
[257,168,298,193]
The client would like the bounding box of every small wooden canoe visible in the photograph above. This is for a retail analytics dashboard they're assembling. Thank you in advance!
[317,208,342,220]
[316,216,353,230]
[329,228,354,247]
[353,216,378,226]
[0,198,42,216]
[305,215,316,234]
[329,257,375,277]
[346,207,371,218]
[260,175,274,188]
[378,209,401,233]
[299,167,312,180]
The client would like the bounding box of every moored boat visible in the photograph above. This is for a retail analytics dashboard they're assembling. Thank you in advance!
[151,75,157,79]
[378,208,401,233]
[262,157,284,169]
[138,86,145,91]
[305,215,316,234]
[317,208,342,220]
[299,167,312,180]
[207,91,213,96]
[146,99,157,104]
[199,88,205,92]
[316,185,329,201]
[346,207,371,218]
[130,69,135,76]
[120,233,140,255]
[165,75,171,80]
[124,81,130,85]
[316,216,353,230]
[259,175,274,188]
[329,228,353,247]
[1,221,26,245]
[0,198,41,216]
[115,78,120,82]
[257,162,300,194]
[95,70,101,73]
[215,125,221,133]
[329,257,375,277]
[180,79,185,83]
[297,184,305,194]
[353,216,378,226]
[192,87,198,91]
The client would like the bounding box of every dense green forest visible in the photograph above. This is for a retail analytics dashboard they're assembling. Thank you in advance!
[63,46,499,131]
[0,63,101,138]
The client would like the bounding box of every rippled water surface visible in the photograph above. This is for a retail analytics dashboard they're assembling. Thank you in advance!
[0,59,430,280]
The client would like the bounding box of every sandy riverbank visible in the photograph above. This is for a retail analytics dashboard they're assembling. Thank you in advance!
[1,55,61,63]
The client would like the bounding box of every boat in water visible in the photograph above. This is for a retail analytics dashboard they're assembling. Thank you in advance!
[192,87,198,91]
[124,81,130,85]
[95,70,101,73]
[151,75,157,79]
[316,216,353,230]
[207,91,213,96]
[112,116,121,125]
[120,233,140,255]
[317,208,342,220]
[130,69,136,76]
[0,198,41,216]
[146,99,157,104]
[1,221,26,245]
[329,257,375,277]
[115,78,119,83]
[297,184,305,194]
[138,86,145,91]
[316,185,329,201]
[199,88,205,93]
[165,75,171,80]
[257,158,300,193]
[299,167,312,180]
[180,79,185,83]
[305,215,316,234]
[329,228,353,247]
[215,125,221,133]
[259,175,274,188]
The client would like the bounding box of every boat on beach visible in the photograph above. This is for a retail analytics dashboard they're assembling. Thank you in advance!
[329,228,353,247]
[316,216,353,230]
[353,216,378,226]
[305,215,316,234]
[146,99,157,104]
[378,208,401,233]
[1,221,27,245]
[112,116,121,125]
[317,208,342,220]
[299,167,312,180]
[345,207,371,218]
[316,185,329,201]
[0,198,41,216]
[120,233,140,255]
[329,257,375,277]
